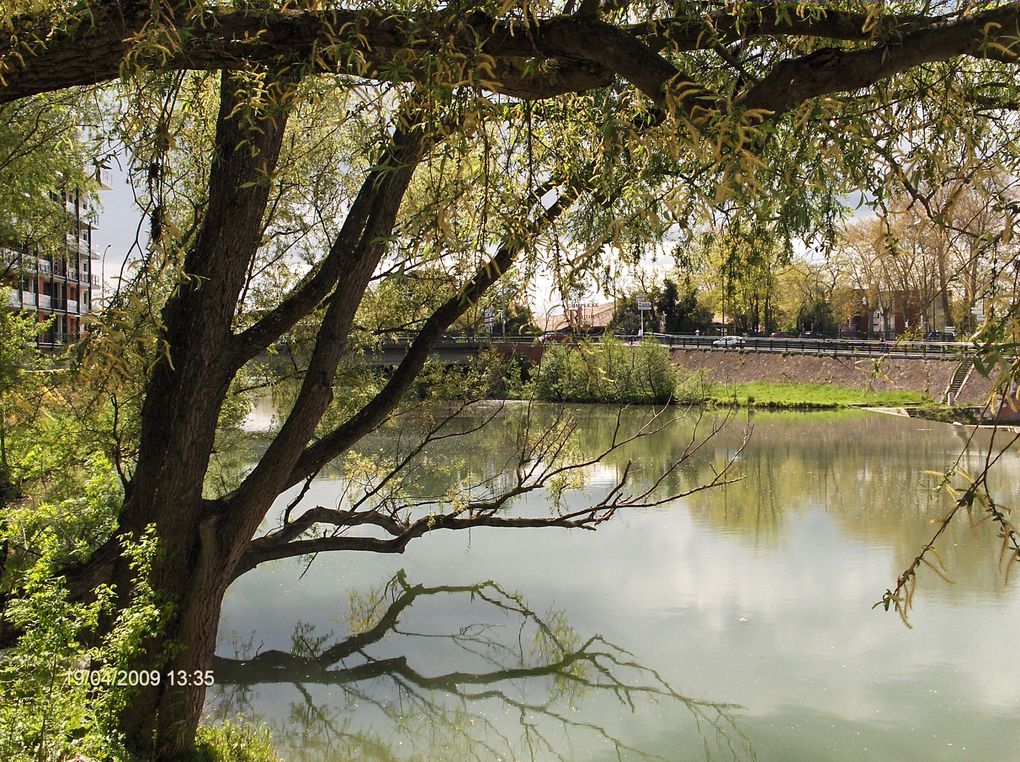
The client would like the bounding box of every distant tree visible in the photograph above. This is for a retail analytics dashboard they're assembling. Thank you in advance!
[776,259,842,334]
[795,299,838,335]
[659,276,713,334]
[607,293,642,335]
[691,228,788,334]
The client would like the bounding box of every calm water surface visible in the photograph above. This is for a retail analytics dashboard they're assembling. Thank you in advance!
[211,406,1020,761]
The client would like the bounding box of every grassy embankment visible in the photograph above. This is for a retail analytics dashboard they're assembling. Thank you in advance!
[513,339,931,409]
[706,381,928,409]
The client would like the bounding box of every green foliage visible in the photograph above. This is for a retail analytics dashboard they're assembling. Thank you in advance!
[525,337,688,404]
[659,276,713,334]
[0,382,125,579]
[191,721,279,762]
[0,96,96,253]
[0,298,48,475]
[2,450,121,582]
[0,528,167,762]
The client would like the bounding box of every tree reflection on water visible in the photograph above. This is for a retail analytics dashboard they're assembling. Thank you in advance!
[209,570,753,761]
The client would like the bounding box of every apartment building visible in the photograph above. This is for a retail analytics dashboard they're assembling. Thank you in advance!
[2,174,107,348]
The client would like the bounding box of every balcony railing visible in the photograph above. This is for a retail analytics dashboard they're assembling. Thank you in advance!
[38,260,52,275]
[9,291,41,309]
[37,294,52,309]
[68,267,79,281]
[1,249,39,274]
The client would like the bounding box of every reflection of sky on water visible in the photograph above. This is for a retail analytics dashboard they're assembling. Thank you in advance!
[215,409,1020,761]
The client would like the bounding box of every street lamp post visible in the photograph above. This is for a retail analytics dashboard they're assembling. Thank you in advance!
[101,244,110,304]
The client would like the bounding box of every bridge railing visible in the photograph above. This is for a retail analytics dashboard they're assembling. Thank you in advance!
[380,332,976,360]
[620,333,974,358]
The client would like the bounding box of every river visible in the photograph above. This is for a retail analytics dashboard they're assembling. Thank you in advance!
[211,405,1020,761]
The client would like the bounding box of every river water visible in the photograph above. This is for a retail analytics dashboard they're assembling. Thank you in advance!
[211,405,1020,761]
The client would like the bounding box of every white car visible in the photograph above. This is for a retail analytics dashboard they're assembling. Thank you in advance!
[712,336,745,347]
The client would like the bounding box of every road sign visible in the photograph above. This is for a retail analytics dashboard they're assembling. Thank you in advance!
[637,300,652,311]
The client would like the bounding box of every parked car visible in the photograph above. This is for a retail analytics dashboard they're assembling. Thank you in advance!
[712,336,745,347]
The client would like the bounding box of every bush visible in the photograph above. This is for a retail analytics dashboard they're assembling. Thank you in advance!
[524,338,698,404]
[0,529,164,762]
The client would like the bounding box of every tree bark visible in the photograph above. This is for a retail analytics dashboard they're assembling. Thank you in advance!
[107,71,291,759]
[111,81,434,761]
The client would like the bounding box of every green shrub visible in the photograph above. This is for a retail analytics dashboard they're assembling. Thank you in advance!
[191,721,279,762]
[524,338,696,404]
[0,529,164,762]
[673,369,714,404]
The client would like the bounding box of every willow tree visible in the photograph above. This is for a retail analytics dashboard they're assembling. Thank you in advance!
[2,1,1020,757]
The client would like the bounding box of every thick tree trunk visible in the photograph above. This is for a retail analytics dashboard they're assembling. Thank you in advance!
[101,72,291,759]
[108,81,428,761]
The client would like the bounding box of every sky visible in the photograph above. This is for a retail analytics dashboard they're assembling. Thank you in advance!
[91,160,145,299]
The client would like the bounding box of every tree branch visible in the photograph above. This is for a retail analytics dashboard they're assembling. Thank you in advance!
[278,181,577,492]
[229,119,439,366]
[233,406,747,578]
[4,4,1019,105]
[736,7,1020,114]
[220,116,434,544]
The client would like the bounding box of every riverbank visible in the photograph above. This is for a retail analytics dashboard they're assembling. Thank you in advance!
[705,381,927,409]
[504,339,936,409]
[671,349,993,405]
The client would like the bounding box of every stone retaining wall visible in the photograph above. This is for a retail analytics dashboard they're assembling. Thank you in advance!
[670,349,993,404]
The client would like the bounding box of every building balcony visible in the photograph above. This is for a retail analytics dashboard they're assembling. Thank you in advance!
[10,291,40,309]
[68,299,79,314]
[65,233,92,255]
[68,267,79,281]
[8,289,38,308]
[90,273,101,287]
[37,294,52,309]
[38,260,52,275]
[1,249,37,274]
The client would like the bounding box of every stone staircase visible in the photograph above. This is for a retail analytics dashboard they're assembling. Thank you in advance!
[944,358,973,405]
